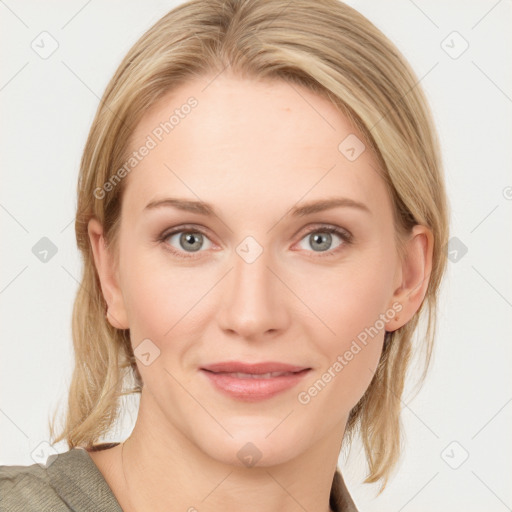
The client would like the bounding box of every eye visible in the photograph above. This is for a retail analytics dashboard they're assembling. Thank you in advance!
[296,225,352,257]
[159,225,213,259]
[158,223,353,260]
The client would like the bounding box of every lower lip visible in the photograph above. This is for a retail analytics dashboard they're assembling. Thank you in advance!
[200,369,311,402]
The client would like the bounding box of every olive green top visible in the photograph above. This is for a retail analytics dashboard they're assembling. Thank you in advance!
[0,443,358,511]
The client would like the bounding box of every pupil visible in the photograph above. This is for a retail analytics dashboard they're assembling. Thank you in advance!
[312,232,331,251]
[182,232,202,251]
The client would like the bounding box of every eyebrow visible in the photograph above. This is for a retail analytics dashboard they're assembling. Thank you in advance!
[143,196,371,217]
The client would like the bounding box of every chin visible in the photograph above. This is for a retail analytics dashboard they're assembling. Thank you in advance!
[195,427,308,468]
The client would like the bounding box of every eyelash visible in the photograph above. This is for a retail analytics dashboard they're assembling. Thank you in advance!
[157,224,353,260]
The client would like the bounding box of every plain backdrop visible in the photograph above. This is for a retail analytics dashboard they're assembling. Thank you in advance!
[1,1,511,511]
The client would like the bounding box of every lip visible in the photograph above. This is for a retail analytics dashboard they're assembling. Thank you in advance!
[200,361,310,374]
[200,361,312,402]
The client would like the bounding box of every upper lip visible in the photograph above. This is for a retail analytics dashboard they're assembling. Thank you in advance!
[200,361,311,374]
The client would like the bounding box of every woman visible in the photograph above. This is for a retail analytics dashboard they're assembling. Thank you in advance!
[0,0,449,510]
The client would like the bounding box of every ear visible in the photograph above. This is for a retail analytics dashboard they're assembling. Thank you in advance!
[88,217,129,330]
[386,224,434,332]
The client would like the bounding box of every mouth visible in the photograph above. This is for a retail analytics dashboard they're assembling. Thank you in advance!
[202,369,309,379]
[200,361,311,374]
[199,362,312,401]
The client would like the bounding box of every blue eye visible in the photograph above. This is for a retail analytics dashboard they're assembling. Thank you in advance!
[297,226,352,257]
[158,224,352,260]
[160,227,213,259]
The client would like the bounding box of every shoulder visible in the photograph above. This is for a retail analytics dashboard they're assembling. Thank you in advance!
[0,447,122,512]
[0,455,68,511]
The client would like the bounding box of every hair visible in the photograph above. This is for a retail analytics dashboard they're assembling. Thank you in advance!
[48,0,450,494]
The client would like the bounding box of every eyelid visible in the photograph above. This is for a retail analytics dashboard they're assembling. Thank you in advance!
[296,222,352,241]
[158,224,217,259]
[160,223,215,241]
[158,222,353,259]
[292,223,352,258]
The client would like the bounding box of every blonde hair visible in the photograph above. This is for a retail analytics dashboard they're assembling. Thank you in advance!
[49,0,450,493]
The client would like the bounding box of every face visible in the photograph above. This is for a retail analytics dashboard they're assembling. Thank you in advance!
[90,73,413,467]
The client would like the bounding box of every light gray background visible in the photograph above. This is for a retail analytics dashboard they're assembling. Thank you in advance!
[1,1,511,511]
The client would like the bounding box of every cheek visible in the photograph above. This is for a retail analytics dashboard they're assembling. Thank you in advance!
[122,243,182,309]
[294,248,394,405]
[120,247,217,363]
[119,250,203,384]
[325,337,384,412]
[297,247,395,341]
[120,247,179,335]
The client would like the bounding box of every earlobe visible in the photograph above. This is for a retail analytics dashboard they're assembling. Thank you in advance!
[387,225,434,331]
[87,217,129,330]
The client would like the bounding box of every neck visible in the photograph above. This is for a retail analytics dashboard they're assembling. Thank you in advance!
[118,388,345,512]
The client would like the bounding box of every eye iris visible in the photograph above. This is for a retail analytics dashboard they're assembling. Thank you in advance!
[180,232,203,252]
[310,232,332,251]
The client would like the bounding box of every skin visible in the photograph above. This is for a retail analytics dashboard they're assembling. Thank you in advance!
[87,72,433,512]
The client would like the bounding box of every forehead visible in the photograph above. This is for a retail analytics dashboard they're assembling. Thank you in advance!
[121,73,390,222]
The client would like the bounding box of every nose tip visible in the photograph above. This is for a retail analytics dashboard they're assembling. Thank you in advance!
[216,244,289,339]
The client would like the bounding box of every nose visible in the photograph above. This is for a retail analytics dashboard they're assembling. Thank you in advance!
[216,242,290,340]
